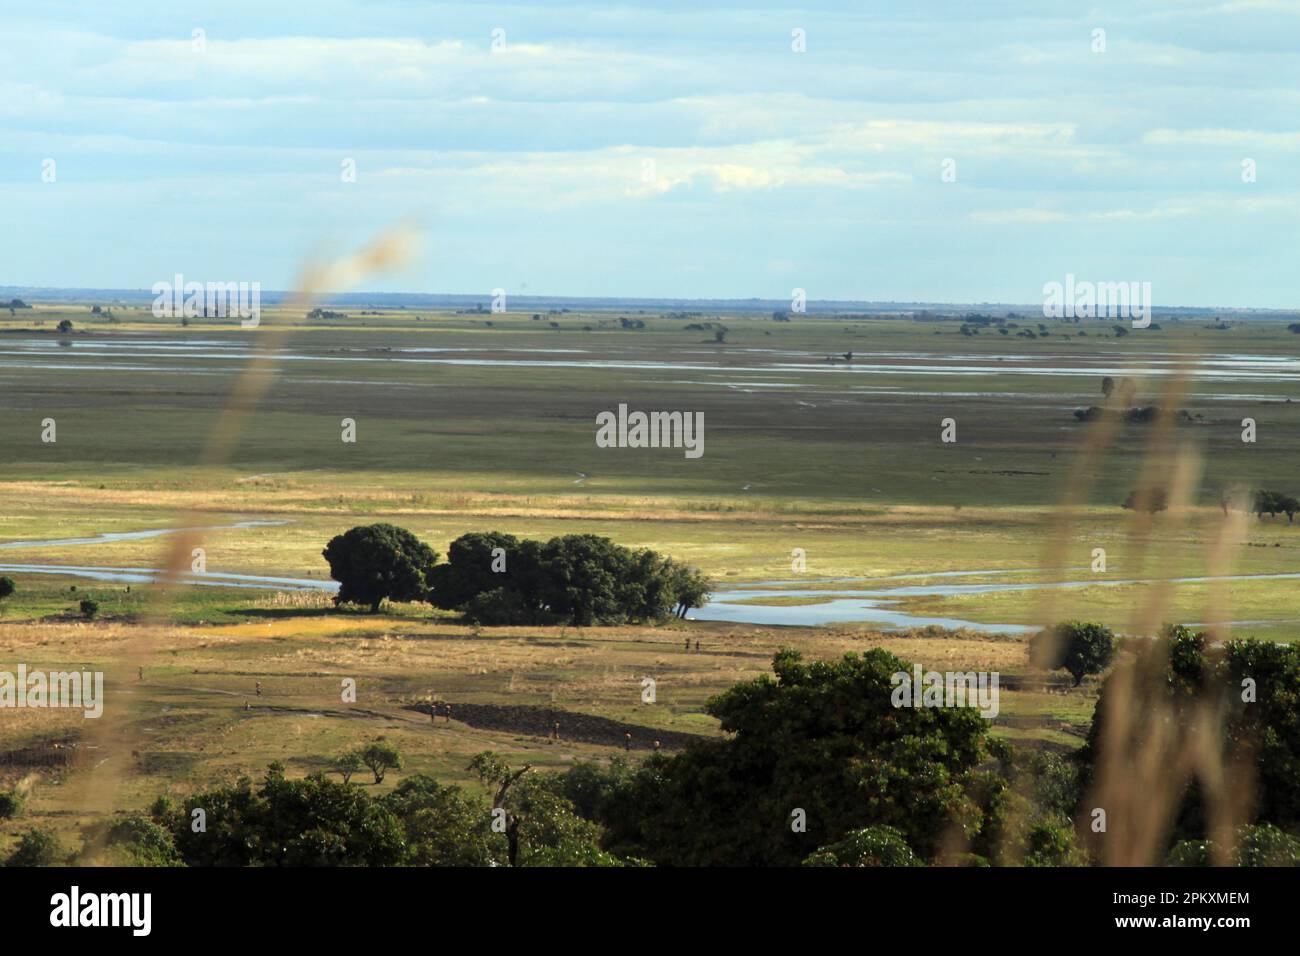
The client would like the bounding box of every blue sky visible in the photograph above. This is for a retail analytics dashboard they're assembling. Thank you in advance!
[2,1,1298,306]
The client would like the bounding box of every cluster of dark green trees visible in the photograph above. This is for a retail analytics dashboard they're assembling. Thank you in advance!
[1120,487,1299,519]
[1252,489,1300,522]
[10,631,1299,867]
[1121,487,1169,514]
[156,761,626,867]
[322,524,710,625]
[31,758,632,868]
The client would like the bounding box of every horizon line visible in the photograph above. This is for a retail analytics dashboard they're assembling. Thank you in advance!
[1,286,1295,316]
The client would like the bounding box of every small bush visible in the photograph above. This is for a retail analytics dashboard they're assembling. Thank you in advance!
[1166,824,1300,867]
[5,827,64,867]
[101,815,182,866]
[1030,621,1116,686]
[333,752,364,784]
[360,742,403,784]
[1122,487,1168,513]
[0,790,23,820]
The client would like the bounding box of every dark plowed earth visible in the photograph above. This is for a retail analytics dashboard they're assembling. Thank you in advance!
[406,702,708,751]
[0,738,84,768]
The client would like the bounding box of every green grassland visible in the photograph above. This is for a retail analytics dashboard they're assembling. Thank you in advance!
[1,301,1298,854]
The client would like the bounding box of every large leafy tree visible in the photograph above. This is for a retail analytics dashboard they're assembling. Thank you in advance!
[626,549,710,620]
[428,531,523,611]
[322,523,439,612]
[359,741,403,784]
[666,561,711,618]
[428,532,552,622]
[537,534,632,625]
[1029,620,1116,686]
[596,648,996,865]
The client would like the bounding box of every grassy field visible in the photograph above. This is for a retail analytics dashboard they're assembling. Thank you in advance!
[2,301,1297,855]
[0,605,1080,853]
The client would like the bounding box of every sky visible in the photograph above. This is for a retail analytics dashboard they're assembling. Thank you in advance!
[1,0,1298,306]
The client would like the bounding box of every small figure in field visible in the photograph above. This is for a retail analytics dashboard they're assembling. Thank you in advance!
[255,681,262,697]
[684,638,690,652]
[624,732,632,751]
[445,703,453,722]
[244,701,250,711]
[430,705,437,724]
[553,721,560,740]
[695,640,701,652]
[138,666,143,681]
[653,740,661,752]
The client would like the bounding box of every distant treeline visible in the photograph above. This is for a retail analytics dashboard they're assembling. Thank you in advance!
[1123,486,1300,518]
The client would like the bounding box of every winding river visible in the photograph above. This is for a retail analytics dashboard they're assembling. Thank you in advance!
[4,519,1300,632]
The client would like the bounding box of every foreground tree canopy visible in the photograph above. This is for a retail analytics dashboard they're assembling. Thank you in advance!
[159,761,625,867]
[23,634,1299,868]
[1079,626,1300,842]
[590,648,1000,865]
